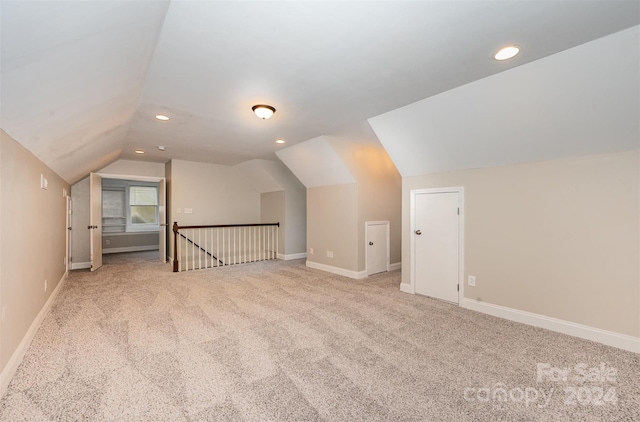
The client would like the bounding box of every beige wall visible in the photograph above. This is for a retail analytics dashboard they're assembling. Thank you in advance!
[99,159,166,178]
[284,182,307,255]
[330,141,402,271]
[307,184,359,271]
[403,150,640,337]
[0,130,70,374]
[167,159,261,258]
[261,191,285,255]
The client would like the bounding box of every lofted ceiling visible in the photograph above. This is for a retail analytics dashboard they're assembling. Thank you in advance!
[1,1,638,184]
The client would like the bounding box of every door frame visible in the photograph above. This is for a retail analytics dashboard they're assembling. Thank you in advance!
[98,173,167,263]
[365,220,390,276]
[410,187,465,302]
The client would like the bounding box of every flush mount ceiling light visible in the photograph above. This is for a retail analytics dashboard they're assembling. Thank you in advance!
[252,104,276,119]
[134,149,145,154]
[494,45,520,61]
[158,145,166,151]
[155,114,170,121]
[275,139,285,144]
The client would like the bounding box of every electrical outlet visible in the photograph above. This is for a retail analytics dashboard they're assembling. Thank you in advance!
[44,280,48,292]
[468,275,476,287]
[105,239,111,246]
[310,248,314,255]
[184,208,193,214]
[327,251,333,258]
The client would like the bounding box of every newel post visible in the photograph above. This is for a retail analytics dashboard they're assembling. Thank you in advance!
[172,222,179,272]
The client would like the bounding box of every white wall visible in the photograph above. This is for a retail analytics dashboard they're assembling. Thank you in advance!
[1,130,70,393]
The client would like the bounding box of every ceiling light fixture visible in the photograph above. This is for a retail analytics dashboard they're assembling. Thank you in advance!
[158,145,166,151]
[134,149,145,154]
[155,114,170,121]
[493,45,520,61]
[275,139,285,144]
[252,104,276,119]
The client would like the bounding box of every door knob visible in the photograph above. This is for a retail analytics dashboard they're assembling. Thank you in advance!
[369,242,374,245]
[415,230,422,235]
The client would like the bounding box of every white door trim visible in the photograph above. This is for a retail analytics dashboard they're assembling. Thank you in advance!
[365,220,390,276]
[410,187,465,303]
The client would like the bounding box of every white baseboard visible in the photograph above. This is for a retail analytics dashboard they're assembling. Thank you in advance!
[0,272,67,398]
[306,260,367,279]
[389,262,401,271]
[277,252,307,261]
[103,245,159,254]
[399,283,413,294]
[70,261,91,270]
[461,298,640,354]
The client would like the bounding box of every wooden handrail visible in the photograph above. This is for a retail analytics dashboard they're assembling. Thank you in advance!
[175,222,279,230]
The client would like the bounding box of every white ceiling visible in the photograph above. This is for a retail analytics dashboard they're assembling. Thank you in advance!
[1,1,639,183]
[369,26,640,177]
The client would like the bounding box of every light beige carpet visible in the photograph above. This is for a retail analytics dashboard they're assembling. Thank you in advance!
[1,251,638,421]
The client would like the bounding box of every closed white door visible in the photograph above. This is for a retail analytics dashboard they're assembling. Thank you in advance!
[414,191,459,303]
[366,222,388,276]
[89,173,103,271]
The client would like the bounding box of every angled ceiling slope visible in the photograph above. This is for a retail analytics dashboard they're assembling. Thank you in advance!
[369,26,640,177]
[0,1,170,183]
[1,1,638,185]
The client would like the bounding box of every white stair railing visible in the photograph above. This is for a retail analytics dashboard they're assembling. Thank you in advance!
[173,222,279,272]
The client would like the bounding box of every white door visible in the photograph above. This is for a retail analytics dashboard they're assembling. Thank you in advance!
[158,178,167,263]
[89,173,102,271]
[366,222,389,276]
[414,191,460,303]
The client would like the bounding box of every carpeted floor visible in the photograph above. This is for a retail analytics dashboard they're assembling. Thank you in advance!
[1,251,638,421]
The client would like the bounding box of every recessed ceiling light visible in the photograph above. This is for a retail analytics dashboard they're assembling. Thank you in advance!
[252,104,276,119]
[275,139,285,144]
[155,114,170,121]
[494,45,520,61]
[134,149,145,154]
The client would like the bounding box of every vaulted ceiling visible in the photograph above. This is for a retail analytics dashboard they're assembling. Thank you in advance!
[1,1,638,184]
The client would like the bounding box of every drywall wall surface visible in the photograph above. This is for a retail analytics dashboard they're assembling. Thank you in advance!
[403,150,639,337]
[99,159,166,178]
[70,177,90,265]
[168,159,261,258]
[307,184,358,272]
[329,140,401,271]
[261,191,285,255]
[284,181,306,256]
[0,130,69,374]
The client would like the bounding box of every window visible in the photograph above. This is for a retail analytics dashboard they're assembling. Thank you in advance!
[102,183,159,233]
[129,186,158,228]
